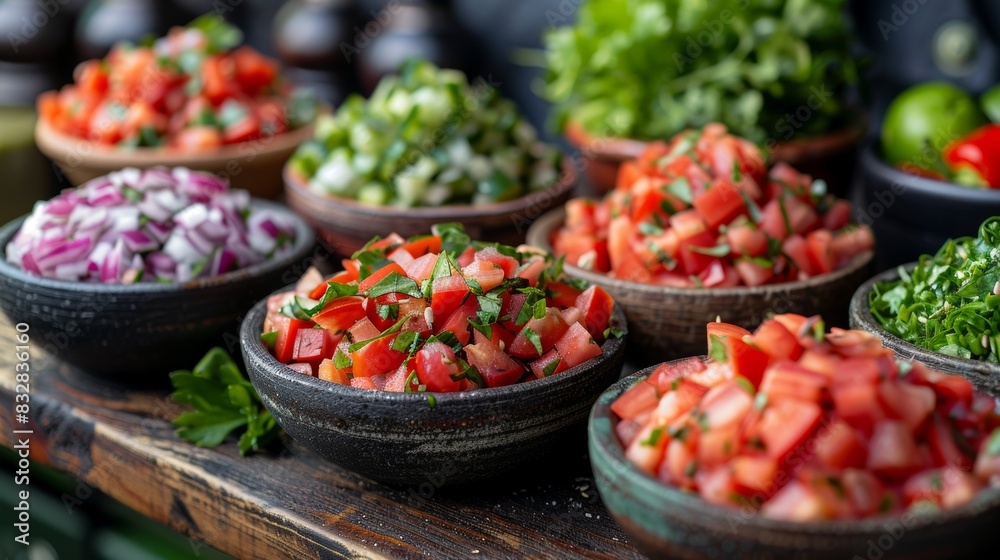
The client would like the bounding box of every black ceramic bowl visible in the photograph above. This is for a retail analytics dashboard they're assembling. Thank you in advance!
[849,265,1000,392]
[590,363,1000,560]
[240,293,628,485]
[0,200,315,383]
[856,144,1000,269]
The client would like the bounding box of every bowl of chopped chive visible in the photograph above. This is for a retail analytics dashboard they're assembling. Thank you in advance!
[851,217,1000,390]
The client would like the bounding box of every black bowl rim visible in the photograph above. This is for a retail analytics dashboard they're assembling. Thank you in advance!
[239,284,628,406]
[0,199,316,294]
[860,142,1000,202]
[526,207,875,297]
[282,156,577,220]
[589,362,1000,536]
[850,264,1000,377]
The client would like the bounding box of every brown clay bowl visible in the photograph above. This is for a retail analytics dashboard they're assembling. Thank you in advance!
[590,361,1000,560]
[527,208,875,365]
[564,119,865,196]
[35,118,317,198]
[240,293,627,485]
[849,265,1000,393]
[283,160,576,257]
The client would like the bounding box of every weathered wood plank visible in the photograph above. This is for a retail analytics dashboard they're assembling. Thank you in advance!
[0,319,641,560]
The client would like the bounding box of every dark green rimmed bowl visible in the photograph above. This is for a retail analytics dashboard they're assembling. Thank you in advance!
[589,362,1000,560]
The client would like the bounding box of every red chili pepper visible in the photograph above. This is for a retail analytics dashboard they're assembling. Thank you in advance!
[943,124,1000,188]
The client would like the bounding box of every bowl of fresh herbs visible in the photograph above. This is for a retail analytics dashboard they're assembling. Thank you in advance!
[543,0,863,193]
[851,217,1000,390]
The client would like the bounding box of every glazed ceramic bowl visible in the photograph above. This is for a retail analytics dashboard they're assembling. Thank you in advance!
[240,294,627,485]
[36,118,317,198]
[0,201,315,383]
[526,208,875,365]
[564,120,865,196]
[283,160,576,257]
[589,362,1000,560]
[855,144,1000,269]
[849,265,1000,392]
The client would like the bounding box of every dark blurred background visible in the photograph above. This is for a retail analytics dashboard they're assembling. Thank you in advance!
[1,0,997,558]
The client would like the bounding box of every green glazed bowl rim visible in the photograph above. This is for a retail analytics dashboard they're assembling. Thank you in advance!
[589,362,1000,537]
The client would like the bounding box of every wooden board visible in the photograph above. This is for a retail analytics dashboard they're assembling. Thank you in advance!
[0,319,641,560]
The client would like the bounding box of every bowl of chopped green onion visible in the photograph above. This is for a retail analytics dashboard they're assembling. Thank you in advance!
[283,59,574,255]
[851,217,1000,389]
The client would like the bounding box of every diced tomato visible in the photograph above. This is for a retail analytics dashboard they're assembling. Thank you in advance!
[733,258,774,287]
[516,256,548,285]
[928,414,975,470]
[414,341,463,392]
[751,319,803,362]
[351,334,406,377]
[806,229,836,274]
[782,234,815,276]
[867,421,922,479]
[272,315,310,364]
[758,199,791,241]
[474,246,519,277]
[438,297,478,346]
[698,260,740,287]
[831,227,875,264]
[677,230,717,275]
[388,247,415,265]
[842,469,887,517]
[662,437,697,489]
[358,262,406,293]
[462,260,505,292]
[815,419,867,469]
[554,323,602,369]
[626,420,671,474]
[726,225,768,257]
[695,466,738,506]
[731,455,778,495]
[292,328,331,365]
[529,348,569,379]
[877,381,935,432]
[508,308,570,359]
[465,338,523,388]
[232,46,278,96]
[823,200,853,231]
[649,358,707,393]
[759,398,822,459]
[403,253,438,282]
[670,209,708,240]
[318,358,350,385]
[574,285,615,341]
[612,380,661,421]
[350,376,377,390]
[692,180,746,228]
[347,317,380,344]
[313,296,366,333]
[456,246,476,267]
[616,160,643,191]
[431,274,471,321]
[759,360,827,403]
[697,424,739,466]
[761,481,828,521]
[402,236,442,258]
[286,362,314,376]
[902,469,981,509]
[699,380,754,430]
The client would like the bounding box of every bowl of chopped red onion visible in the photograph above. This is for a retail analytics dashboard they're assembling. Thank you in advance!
[0,167,314,382]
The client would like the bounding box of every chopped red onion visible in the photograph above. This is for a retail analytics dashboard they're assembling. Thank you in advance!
[5,167,296,283]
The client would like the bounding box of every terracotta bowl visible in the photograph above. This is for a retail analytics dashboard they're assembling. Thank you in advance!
[0,201,315,384]
[589,362,1000,560]
[856,144,1000,269]
[240,292,627,486]
[527,208,874,365]
[849,265,1000,393]
[283,160,576,257]
[35,118,317,198]
[564,120,865,196]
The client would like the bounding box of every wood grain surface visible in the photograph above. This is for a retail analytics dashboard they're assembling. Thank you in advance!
[0,316,641,560]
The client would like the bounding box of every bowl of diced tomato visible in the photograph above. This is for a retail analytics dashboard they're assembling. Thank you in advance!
[240,224,627,485]
[589,315,1000,560]
[527,124,875,364]
[34,15,320,198]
